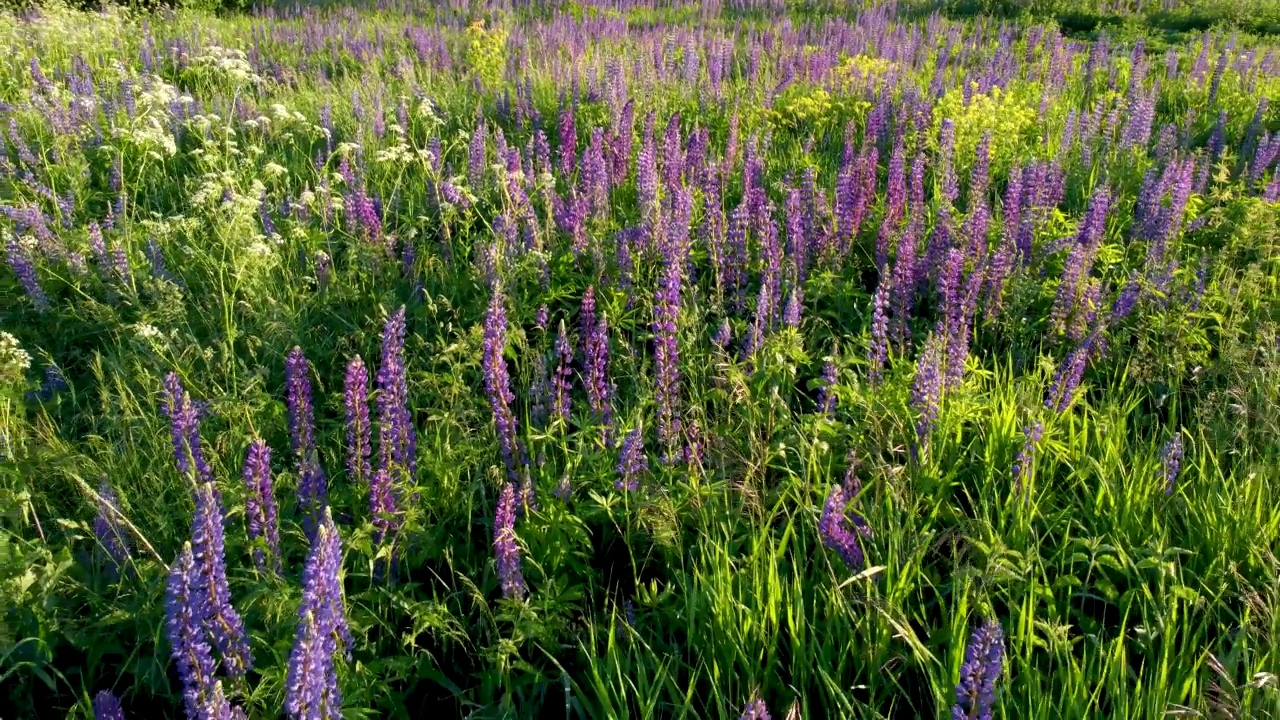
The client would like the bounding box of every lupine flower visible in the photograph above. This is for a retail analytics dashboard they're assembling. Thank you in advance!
[616,429,648,492]
[242,441,280,575]
[819,484,866,570]
[551,322,573,425]
[1045,331,1101,413]
[285,508,351,720]
[483,288,524,479]
[344,357,372,488]
[93,690,126,720]
[468,119,486,191]
[161,373,214,485]
[653,262,683,456]
[817,359,838,416]
[204,680,247,720]
[93,479,132,572]
[712,318,732,349]
[782,286,803,329]
[1012,422,1043,493]
[165,543,217,720]
[912,334,945,443]
[377,307,414,482]
[493,482,526,600]
[286,348,326,537]
[581,288,614,434]
[952,620,1005,720]
[369,465,398,546]
[191,482,252,678]
[7,238,49,311]
[558,105,577,177]
[868,279,890,385]
[739,698,771,720]
[1162,434,1184,495]
[1051,187,1112,336]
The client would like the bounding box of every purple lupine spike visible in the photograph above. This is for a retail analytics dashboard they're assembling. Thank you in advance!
[1051,187,1112,336]
[739,698,771,720]
[558,104,577,177]
[377,307,415,483]
[819,484,866,570]
[952,620,1005,720]
[483,288,524,479]
[344,357,371,488]
[551,322,574,425]
[615,429,648,492]
[166,543,217,720]
[868,279,890,386]
[817,359,839,416]
[637,113,660,252]
[93,690,126,720]
[285,508,350,720]
[582,127,610,222]
[286,348,326,536]
[661,113,684,189]
[530,353,550,430]
[191,482,252,678]
[242,441,280,575]
[712,318,732,349]
[1162,434,1184,495]
[782,286,803,329]
[653,261,683,457]
[1012,422,1043,493]
[581,288,614,434]
[369,465,398,545]
[890,219,918,345]
[912,334,945,443]
[1045,330,1102,413]
[493,482,526,599]
[7,238,49,312]
[93,479,132,571]
[877,139,907,271]
[161,373,214,485]
[1111,273,1141,321]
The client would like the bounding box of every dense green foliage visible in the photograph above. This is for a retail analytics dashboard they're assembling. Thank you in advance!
[1,0,1279,718]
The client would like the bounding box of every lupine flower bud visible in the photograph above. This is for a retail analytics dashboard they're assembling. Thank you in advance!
[551,322,573,425]
[819,484,867,570]
[616,429,648,492]
[242,441,280,575]
[165,543,216,720]
[191,482,253,678]
[951,620,1005,720]
[93,691,126,720]
[344,357,371,488]
[286,508,351,720]
[1162,434,1184,495]
[161,372,214,485]
[483,289,524,479]
[738,698,770,720]
[286,348,327,537]
[493,482,526,599]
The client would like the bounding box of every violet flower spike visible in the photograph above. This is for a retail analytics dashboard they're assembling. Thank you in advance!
[344,356,372,488]
[739,698,771,720]
[493,482,526,600]
[483,289,525,479]
[818,484,866,570]
[285,508,351,720]
[191,482,253,678]
[165,543,217,720]
[93,691,126,720]
[615,429,648,492]
[242,441,281,575]
[1162,434,1184,495]
[951,620,1005,720]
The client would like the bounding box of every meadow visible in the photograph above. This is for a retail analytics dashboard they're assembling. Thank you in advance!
[1,0,1279,717]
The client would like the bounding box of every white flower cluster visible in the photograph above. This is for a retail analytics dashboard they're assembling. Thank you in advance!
[188,45,264,86]
[0,332,31,385]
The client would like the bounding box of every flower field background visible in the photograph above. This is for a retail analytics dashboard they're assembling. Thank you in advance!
[1,0,1279,717]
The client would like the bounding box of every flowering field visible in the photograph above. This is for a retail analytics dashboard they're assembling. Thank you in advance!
[1,0,1279,717]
